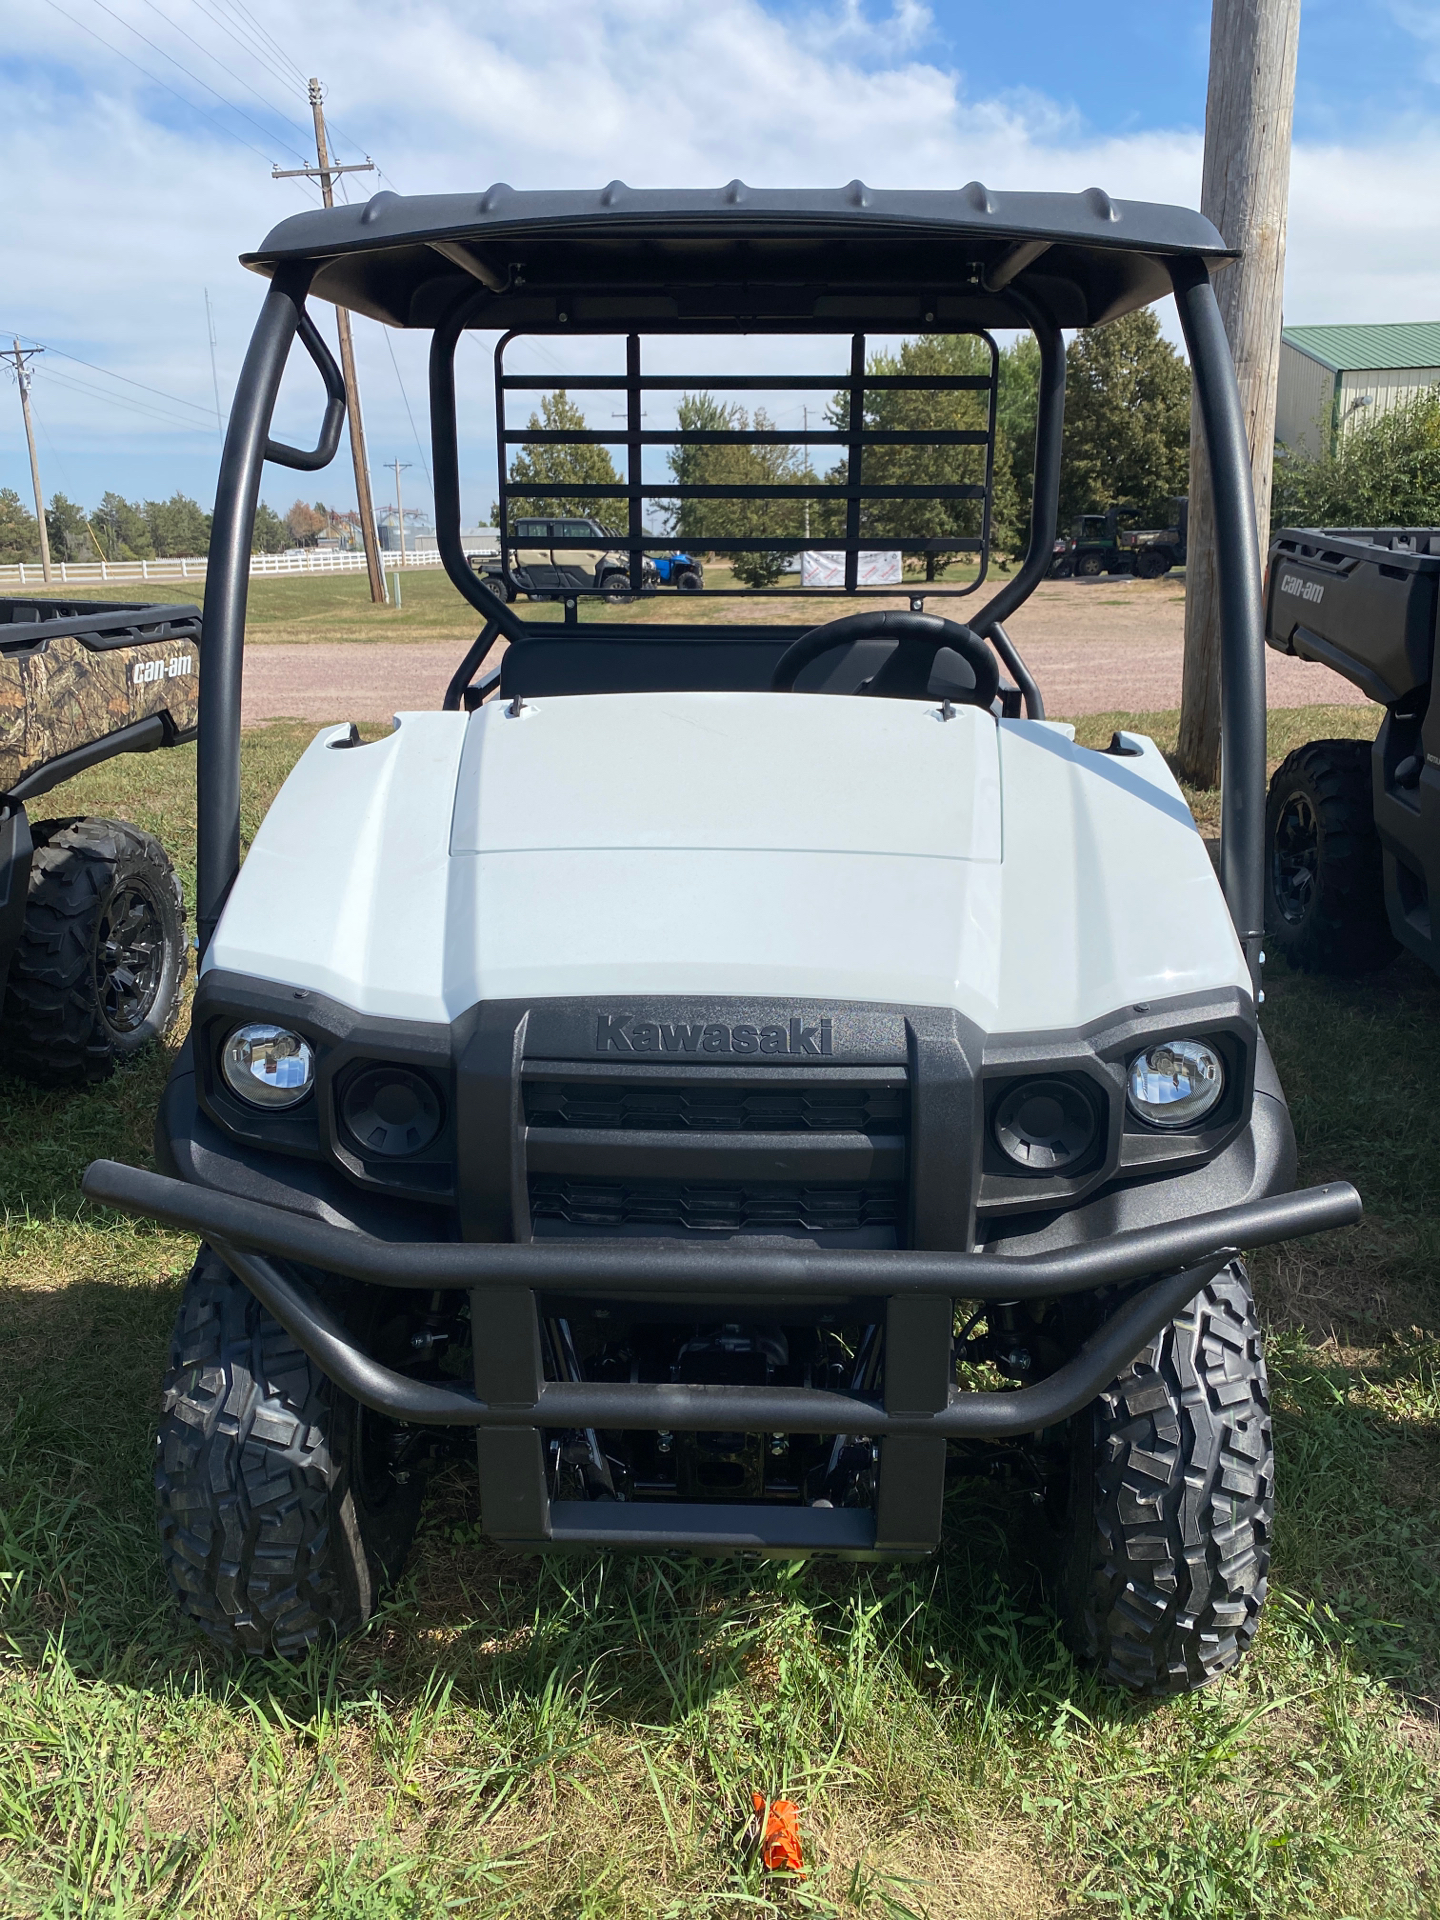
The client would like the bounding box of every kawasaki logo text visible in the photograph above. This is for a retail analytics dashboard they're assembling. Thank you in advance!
[596,1014,834,1056]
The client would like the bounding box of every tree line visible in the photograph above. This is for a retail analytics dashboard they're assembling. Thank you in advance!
[503,310,1195,584]
[0,490,367,567]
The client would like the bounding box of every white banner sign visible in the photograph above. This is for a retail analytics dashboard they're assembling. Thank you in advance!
[801,549,903,588]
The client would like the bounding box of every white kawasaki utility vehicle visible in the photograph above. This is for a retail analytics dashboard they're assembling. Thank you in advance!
[86,182,1360,1692]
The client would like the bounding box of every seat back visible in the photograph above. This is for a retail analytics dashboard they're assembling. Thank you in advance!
[494,627,983,701]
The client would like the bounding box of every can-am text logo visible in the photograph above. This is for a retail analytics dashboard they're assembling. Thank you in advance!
[596,1013,834,1056]
[131,653,194,685]
[1279,573,1324,605]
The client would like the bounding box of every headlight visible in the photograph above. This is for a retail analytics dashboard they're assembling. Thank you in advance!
[340,1064,443,1157]
[994,1077,1098,1171]
[221,1023,315,1109]
[1127,1039,1224,1129]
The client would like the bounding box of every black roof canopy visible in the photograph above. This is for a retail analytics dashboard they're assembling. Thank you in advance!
[244,180,1231,334]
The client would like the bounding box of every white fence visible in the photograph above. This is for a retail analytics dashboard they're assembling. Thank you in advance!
[0,543,497,591]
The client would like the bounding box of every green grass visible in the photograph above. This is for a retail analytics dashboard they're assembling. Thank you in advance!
[29,555,1020,646]
[1,707,1437,1917]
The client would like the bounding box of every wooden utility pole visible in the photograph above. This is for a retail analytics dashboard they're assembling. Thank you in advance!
[8,339,53,582]
[389,459,411,559]
[1177,0,1301,786]
[273,81,387,604]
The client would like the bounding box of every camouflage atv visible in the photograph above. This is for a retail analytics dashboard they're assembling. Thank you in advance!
[0,595,199,1086]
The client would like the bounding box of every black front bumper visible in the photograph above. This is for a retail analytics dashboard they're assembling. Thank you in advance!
[85,1156,1358,1555]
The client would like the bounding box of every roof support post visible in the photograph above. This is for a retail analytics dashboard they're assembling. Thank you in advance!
[199,263,314,955]
[973,293,1065,635]
[1172,258,1266,992]
[429,302,531,640]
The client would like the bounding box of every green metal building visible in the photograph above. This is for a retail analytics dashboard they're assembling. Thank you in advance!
[1277,321,1440,457]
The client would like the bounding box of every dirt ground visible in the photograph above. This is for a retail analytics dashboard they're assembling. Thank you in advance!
[237,578,1372,725]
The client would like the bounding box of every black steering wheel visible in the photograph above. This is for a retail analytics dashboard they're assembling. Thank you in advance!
[769,610,1001,707]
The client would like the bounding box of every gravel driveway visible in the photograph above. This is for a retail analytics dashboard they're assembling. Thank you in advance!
[239,582,1372,725]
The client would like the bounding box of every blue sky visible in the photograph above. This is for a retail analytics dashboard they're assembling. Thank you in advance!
[3,0,1438,528]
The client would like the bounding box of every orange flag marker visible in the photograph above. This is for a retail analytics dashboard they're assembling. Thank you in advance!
[752,1792,805,1875]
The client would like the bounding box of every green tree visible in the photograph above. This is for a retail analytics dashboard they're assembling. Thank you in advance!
[92,492,154,560]
[506,390,625,523]
[252,502,289,554]
[45,492,93,564]
[143,492,211,558]
[668,393,808,588]
[824,334,1023,581]
[997,334,1042,549]
[0,488,40,564]
[1272,386,1440,528]
[1058,309,1190,526]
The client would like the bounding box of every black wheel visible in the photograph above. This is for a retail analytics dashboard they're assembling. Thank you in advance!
[1,816,185,1086]
[155,1249,425,1658]
[1265,739,1397,974]
[1074,551,1104,577]
[675,568,703,592]
[483,576,513,604]
[1049,1262,1272,1695]
[1134,547,1170,579]
[602,572,634,602]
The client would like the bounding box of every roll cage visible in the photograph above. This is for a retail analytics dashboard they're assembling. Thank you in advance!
[200,178,1264,1001]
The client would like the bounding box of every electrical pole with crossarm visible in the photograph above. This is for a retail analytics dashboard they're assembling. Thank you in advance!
[273,80,387,604]
[7,339,53,583]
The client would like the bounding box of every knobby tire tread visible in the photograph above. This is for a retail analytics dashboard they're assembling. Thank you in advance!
[1265,739,1396,975]
[1,815,184,1085]
[155,1250,417,1658]
[1067,1261,1272,1695]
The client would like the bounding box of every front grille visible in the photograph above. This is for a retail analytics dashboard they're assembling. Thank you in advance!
[524,1080,906,1133]
[529,1174,902,1235]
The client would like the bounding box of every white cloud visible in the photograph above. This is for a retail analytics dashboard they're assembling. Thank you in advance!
[2,0,1437,516]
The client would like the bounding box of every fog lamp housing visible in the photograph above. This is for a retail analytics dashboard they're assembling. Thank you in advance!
[1126,1038,1225,1129]
[341,1064,443,1157]
[221,1023,315,1109]
[994,1077,1098,1172]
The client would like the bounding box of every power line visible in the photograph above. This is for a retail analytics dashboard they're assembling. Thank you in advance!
[132,0,315,157]
[82,0,315,163]
[40,0,314,187]
[0,325,220,419]
[206,0,307,90]
[188,0,307,94]
[382,328,432,489]
[38,366,218,433]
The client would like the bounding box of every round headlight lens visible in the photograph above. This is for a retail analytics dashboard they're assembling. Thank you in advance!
[221,1023,315,1109]
[1127,1039,1224,1129]
[994,1077,1098,1171]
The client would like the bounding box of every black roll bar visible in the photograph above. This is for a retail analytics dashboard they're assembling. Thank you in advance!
[199,262,339,953]
[429,296,533,642]
[1171,259,1267,984]
[972,289,1066,638]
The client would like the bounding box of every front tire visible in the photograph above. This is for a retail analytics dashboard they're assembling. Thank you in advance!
[601,572,634,602]
[155,1250,424,1658]
[675,568,703,592]
[1052,1261,1272,1695]
[1,816,185,1086]
[1265,739,1397,974]
[1074,551,1104,578]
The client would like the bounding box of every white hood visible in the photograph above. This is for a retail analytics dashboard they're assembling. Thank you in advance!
[210,692,1249,1033]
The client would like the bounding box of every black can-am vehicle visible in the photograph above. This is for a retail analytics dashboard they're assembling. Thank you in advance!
[84,181,1359,1692]
[1264,526,1440,975]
